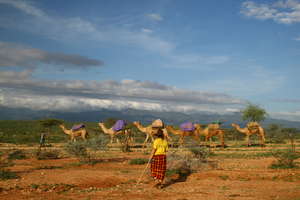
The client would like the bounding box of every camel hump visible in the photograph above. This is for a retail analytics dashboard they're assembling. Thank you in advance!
[208,123,220,130]
[152,119,164,128]
[112,120,127,131]
[247,122,260,130]
[180,122,195,131]
[71,124,85,131]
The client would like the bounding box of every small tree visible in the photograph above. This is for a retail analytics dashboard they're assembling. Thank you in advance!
[38,118,64,132]
[241,103,267,122]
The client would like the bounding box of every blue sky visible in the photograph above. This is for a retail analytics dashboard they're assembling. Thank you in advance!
[0,0,300,121]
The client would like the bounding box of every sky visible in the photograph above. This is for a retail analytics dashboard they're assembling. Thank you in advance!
[0,0,300,121]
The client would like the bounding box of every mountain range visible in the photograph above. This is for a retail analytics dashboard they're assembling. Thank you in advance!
[1,106,300,129]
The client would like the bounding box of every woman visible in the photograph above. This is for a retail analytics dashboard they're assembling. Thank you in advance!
[150,128,168,188]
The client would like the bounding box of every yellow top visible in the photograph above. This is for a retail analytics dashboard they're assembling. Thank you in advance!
[153,138,168,155]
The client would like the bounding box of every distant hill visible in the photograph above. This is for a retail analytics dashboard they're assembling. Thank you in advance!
[0,106,300,129]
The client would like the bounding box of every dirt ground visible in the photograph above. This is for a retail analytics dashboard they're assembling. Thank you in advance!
[0,143,300,200]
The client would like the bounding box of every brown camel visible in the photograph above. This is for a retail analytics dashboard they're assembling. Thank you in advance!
[59,124,88,142]
[231,122,265,146]
[165,125,201,146]
[98,122,132,144]
[196,123,225,147]
[133,121,171,148]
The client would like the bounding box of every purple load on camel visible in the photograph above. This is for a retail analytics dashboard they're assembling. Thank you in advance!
[71,124,85,131]
[180,122,195,132]
[112,120,127,132]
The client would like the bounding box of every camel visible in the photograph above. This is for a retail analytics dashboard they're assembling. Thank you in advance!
[197,123,225,147]
[231,122,265,146]
[133,121,171,148]
[165,124,201,146]
[98,122,132,144]
[59,124,88,142]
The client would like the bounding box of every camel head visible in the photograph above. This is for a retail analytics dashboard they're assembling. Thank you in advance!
[231,123,238,128]
[165,125,172,129]
[194,123,202,129]
[133,121,140,126]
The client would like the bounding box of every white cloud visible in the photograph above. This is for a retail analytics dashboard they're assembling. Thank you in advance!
[141,28,153,34]
[241,0,300,24]
[0,91,244,114]
[295,36,300,40]
[146,13,163,21]
[0,69,245,112]
[270,110,300,122]
[0,0,47,18]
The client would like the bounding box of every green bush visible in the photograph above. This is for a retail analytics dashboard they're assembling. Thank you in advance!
[36,150,60,160]
[8,150,26,160]
[129,158,149,165]
[86,134,109,151]
[189,147,212,161]
[0,169,19,180]
[115,132,132,152]
[270,150,300,169]
[64,142,89,161]
[35,166,63,170]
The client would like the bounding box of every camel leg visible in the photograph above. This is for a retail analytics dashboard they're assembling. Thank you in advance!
[179,136,184,147]
[193,135,200,145]
[245,135,250,147]
[209,136,216,148]
[205,136,209,147]
[110,135,114,144]
[260,134,266,147]
[142,134,150,148]
[218,134,225,148]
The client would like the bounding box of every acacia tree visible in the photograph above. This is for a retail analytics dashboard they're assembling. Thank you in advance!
[38,118,64,133]
[241,103,267,122]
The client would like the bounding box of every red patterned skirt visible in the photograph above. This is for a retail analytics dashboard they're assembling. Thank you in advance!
[151,155,167,181]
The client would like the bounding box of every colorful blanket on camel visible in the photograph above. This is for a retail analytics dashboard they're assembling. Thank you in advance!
[71,124,85,131]
[180,122,195,131]
[151,155,167,181]
[112,120,127,132]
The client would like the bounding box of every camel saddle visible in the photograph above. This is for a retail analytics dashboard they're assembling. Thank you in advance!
[112,120,127,132]
[71,124,85,131]
[180,122,195,131]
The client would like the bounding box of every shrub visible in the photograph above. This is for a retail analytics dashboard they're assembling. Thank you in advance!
[86,135,109,151]
[8,150,26,160]
[189,147,212,161]
[270,149,300,169]
[167,147,213,180]
[64,142,89,162]
[115,131,132,152]
[0,169,19,180]
[36,150,60,160]
[129,158,149,165]
[35,166,63,170]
